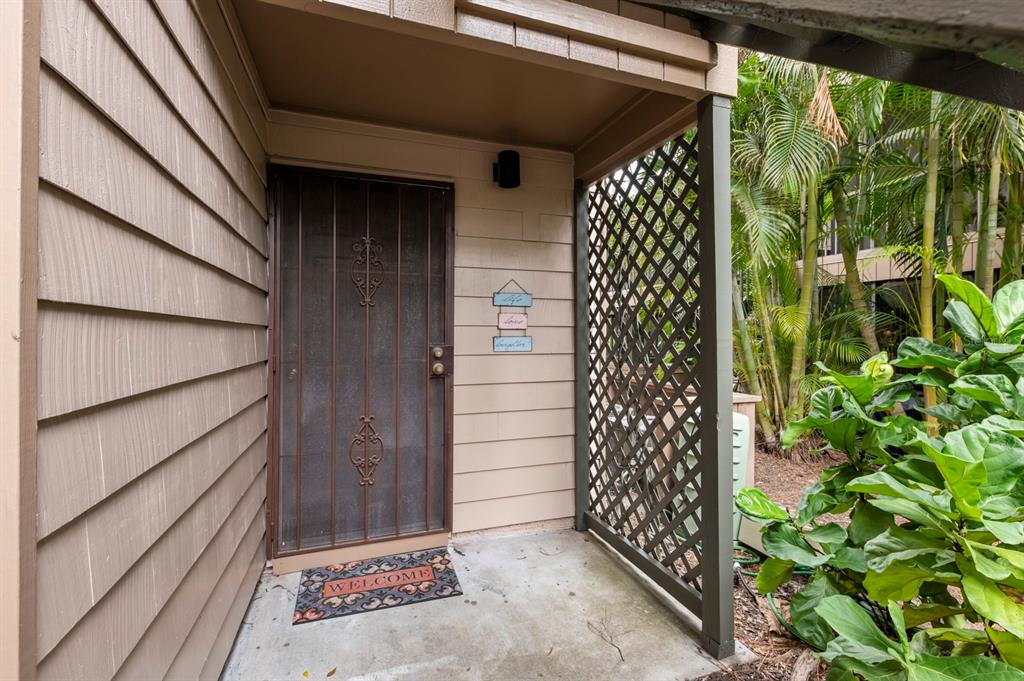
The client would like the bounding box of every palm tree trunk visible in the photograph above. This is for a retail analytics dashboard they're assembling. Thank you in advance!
[920,92,940,422]
[749,262,786,427]
[788,178,819,414]
[948,155,966,276]
[732,275,777,444]
[977,145,1002,297]
[1001,173,1023,284]
[833,183,879,355]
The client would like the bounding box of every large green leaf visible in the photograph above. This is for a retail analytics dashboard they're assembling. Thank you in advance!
[939,273,999,338]
[790,572,841,650]
[945,300,987,345]
[815,595,901,662]
[905,653,1024,680]
[864,563,934,602]
[958,556,1024,639]
[735,487,789,521]
[893,336,965,370]
[755,557,795,594]
[762,523,831,566]
[987,626,1024,670]
[804,522,848,545]
[848,502,895,545]
[818,363,878,405]
[865,526,949,572]
[902,603,968,628]
[847,471,954,517]
[994,280,1024,335]
[922,429,987,517]
[983,519,1024,545]
[951,375,1022,415]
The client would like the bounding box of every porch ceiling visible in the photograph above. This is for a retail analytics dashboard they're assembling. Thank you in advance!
[232,0,681,150]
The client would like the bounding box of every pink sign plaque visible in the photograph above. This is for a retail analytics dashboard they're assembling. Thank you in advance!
[497,312,528,330]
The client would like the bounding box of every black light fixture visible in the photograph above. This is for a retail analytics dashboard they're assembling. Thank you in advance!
[492,150,520,189]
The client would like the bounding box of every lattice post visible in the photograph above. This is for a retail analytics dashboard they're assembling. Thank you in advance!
[696,94,735,659]
[574,179,590,532]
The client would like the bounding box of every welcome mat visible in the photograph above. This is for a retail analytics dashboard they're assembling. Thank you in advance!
[293,546,462,624]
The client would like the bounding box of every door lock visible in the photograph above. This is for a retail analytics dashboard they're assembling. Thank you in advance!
[431,362,445,376]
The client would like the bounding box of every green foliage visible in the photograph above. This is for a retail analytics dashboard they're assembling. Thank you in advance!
[735,274,1024,679]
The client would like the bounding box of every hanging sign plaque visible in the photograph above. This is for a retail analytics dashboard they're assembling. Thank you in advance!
[493,336,533,352]
[492,292,533,307]
[497,312,528,330]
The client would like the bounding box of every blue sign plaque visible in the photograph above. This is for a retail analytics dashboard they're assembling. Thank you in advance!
[493,336,533,352]
[492,292,533,307]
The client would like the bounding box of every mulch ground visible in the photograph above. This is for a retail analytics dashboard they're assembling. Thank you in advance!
[698,447,843,681]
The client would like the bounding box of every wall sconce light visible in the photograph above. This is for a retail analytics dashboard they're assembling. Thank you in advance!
[492,150,520,189]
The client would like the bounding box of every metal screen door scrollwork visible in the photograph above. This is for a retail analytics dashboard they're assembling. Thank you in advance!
[585,133,707,595]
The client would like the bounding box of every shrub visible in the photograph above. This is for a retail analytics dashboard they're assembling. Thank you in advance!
[737,274,1024,679]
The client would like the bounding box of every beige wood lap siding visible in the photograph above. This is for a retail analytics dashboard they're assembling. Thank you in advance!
[270,111,576,535]
[35,0,269,679]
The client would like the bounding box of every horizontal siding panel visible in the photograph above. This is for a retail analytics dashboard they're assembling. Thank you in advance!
[455,206,522,240]
[198,540,265,681]
[454,463,574,503]
[455,178,571,215]
[92,0,266,184]
[456,209,572,245]
[455,326,572,355]
[454,235,573,272]
[36,408,265,658]
[38,186,266,326]
[114,500,265,681]
[152,0,268,150]
[37,362,266,538]
[454,408,574,444]
[454,436,574,474]
[41,0,267,237]
[39,72,267,290]
[455,297,573,327]
[453,354,574,385]
[37,450,266,680]
[270,118,463,179]
[453,490,574,532]
[454,381,574,414]
[454,267,572,299]
[523,212,573,244]
[37,305,265,419]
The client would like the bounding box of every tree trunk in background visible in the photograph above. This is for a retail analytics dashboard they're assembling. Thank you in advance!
[977,147,1002,297]
[749,260,786,428]
[788,178,819,413]
[733,275,777,444]
[833,183,880,355]
[920,92,940,423]
[947,158,967,351]
[948,156,966,276]
[1001,173,1023,284]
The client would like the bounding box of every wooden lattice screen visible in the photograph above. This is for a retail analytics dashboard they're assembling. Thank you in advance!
[574,97,734,659]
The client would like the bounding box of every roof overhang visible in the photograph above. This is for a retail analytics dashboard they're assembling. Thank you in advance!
[230,0,738,182]
[642,0,1024,109]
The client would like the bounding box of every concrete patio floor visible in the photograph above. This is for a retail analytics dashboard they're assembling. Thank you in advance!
[223,528,754,681]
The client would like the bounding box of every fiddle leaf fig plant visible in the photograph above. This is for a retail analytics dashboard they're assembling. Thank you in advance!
[735,273,1024,679]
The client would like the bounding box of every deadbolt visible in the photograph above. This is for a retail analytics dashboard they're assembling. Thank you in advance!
[431,346,444,359]
[431,362,445,376]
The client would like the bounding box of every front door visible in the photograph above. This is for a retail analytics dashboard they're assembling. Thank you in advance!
[269,165,453,558]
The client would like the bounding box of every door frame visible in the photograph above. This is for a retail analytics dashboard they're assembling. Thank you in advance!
[265,164,456,563]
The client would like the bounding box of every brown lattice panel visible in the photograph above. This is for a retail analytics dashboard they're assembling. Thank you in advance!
[585,133,705,592]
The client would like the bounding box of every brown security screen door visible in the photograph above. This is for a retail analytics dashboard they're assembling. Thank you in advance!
[269,166,453,557]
